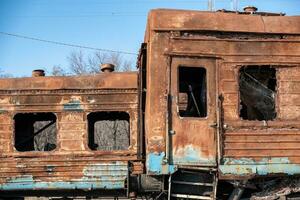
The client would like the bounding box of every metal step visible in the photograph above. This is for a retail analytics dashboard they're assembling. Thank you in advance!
[171,193,212,200]
[168,169,217,200]
[172,180,214,187]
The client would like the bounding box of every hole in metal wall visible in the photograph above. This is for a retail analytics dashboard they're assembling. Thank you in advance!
[239,66,277,121]
[88,111,130,151]
[14,113,57,152]
[178,66,207,118]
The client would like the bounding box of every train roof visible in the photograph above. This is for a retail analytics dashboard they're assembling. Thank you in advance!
[144,9,300,40]
[0,72,137,91]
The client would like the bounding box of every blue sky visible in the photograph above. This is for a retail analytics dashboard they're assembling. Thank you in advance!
[0,0,299,76]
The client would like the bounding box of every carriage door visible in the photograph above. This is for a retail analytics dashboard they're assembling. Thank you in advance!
[170,57,217,166]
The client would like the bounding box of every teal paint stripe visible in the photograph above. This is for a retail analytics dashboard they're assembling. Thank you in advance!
[82,162,128,177]
[146,152,177,175]
[223,157,290,165]
[0,181,125,191]
[220,164,300,176]
[220,157,300,176]
[63,100,83,111]
[3,161,128,191]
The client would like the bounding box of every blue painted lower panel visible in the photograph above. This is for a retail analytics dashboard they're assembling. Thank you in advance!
[1,161,128,191]
[172,145,216,166]
[146,152,176,175]
[0,180,125,191]
[220,157,300,176]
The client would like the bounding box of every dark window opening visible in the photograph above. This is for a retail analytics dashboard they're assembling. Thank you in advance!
[88,112,130,151]
[239,66,277,121]
[178,66,207,117]
[14,113,57,152]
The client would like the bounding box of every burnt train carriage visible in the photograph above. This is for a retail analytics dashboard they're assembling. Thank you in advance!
[141,8,300,199]
[0,7,300,200]
[0,69,140,195]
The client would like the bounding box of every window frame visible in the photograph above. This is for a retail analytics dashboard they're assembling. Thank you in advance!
[176,65,209,120]
[86,111,131,152]
[237,65,278,121]
[13,112,58,153]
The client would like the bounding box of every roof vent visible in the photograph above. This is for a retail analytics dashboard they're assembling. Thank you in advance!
[243,6,258,13]
[32,69,45,77]
[101,63,115,73]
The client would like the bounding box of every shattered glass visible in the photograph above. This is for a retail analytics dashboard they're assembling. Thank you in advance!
[239,66,277,121]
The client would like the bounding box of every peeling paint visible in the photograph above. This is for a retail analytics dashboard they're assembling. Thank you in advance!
[1,162,128,191]
[147,152,176,175]
[220,157,300,176]
[0,179,125,191]
[147,152,165,174]
[0,7,299,196]
[0,108,6,114]
[223,157,291,165]
[0,72,139,193]
[173,145,216,165]
[220,164,300,176]
[63,99,83,111]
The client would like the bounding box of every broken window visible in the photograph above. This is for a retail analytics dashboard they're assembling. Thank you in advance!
[178,66,207,117]
[14,113,57,152]
[239,66,277,121]
[88,112,130,151]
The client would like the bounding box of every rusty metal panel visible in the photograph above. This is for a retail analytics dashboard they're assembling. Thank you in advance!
[277,67,300,120]
[0,72,138,191]
[220,64,300,122]
[170,37,300,57]
[0,113,12,153]
[144,10,300,178]
[223,130,300,157]
[0,73,137,90]
[170,57,217,166]
[143,9,300,176]
[219,63,300,177]
[59,112,86,151]
[0,161,128,190]
[144,32,171,175]
[146,9,300,34]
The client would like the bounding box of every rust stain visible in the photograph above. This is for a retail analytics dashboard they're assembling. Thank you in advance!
[0,71,139,190]
[0,7,299,196]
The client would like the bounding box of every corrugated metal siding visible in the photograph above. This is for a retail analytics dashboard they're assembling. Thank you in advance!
[0,159,128,190]
[278,67,300,119]
[0,74,138,191]
[223,66,300,159]
[220,65,300,176]
[224,130,300,158]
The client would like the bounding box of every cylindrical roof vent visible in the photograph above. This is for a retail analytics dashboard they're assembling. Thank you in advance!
[101,63,115,73]
[32,69,45,77]
[243,6,258,13]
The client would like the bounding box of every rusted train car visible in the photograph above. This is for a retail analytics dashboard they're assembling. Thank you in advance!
[0,7,300,200]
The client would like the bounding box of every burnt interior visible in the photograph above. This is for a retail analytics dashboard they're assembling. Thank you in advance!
[239,66,277,121]
[88,112,130,151]
[14,113,57,152]
[178,66,207,117]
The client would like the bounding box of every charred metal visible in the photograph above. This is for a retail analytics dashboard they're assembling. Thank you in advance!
[0,7,300,200]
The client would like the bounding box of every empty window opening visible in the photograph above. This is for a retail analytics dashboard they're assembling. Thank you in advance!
[88,112,130,151]
[14,113,57,152]
[178,66,207,117]
[239,66,277,121]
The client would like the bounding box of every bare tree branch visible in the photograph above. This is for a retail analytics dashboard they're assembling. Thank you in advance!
[67,50,134,75]
[67,50,89,75]
[122,60,133,72]
[0,68,13,78]
[51,65,67,76]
